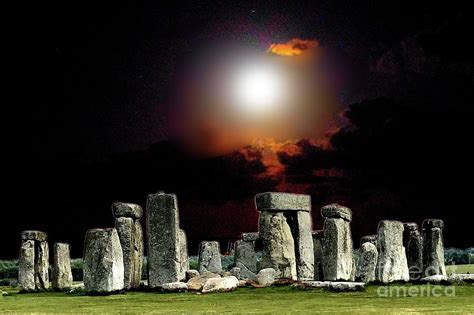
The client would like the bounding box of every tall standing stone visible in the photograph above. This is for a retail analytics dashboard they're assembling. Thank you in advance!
[234,239,257,279]
[312,230,324,280]
[178,228,189,280]
[255,192,313,280]
[83,228,124,294]
[18,231,50,292]
[422,219,446,277]
[52,243,73,290]
[356,242,378,283]
[115,217,135,289]
[198,241,222,274]
[403,222,423,281]
[376,220,409,283]
[133,220,144,287]
[321,204,353,281]
[146,192,188,287]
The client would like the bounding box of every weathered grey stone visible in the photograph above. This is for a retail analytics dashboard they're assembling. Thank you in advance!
[161,282,188,292]
[235,262,257,280]
[259,211,297,280]
[242,232,259,242]
[422,219,446,277]
[312,230,324,280]
[448,274,474,283]
[21,230,47,242]
[329,281,365,291]
[112,202,143,220]
[350,255,358,282]
[230,267,241,279]
[356,242,378,283]
[360,235,377,248]
[321,204,352,222]
[18,240,35,292]
[202,276,239,293]
[285,211,314,280]
[185,269,200,281]
[234,240,257,273]
[146,192,182,287]
[376,220,409,283]
[178,229,189,281]
[35,241,50,290]
[132,220,144,288]
[52,243,73,290]
[322,216,353,281]
[293,281,330,289]
[198,241,222,274]
[256,268,276,286]
[422,219,444,230]
[420,275,449,284]
[255,192,311,212]
[186,272,221,291]
[83,228,124,293]
[403,222,423,281]
[116,217,135,289]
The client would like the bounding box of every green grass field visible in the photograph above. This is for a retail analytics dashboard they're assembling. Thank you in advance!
[446,264,474,274]
[1,284,474,314]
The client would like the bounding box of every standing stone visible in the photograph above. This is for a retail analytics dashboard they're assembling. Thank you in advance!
[133,220,144,287]
[52,243,73,290]
[312,230,324,280]
[285,211,314,280]
[18,240,35,292]
[258,211,297,280]
[115,217,135,289]
[178,229,189,281]
[376,220,409,283]
[198,241,222,274]
[35,241,50,290]
[234,240,257,279]
[422,219,446,277]
[83,228,124,294]
[360,235,377,248]
[112,202,143,220]
[403,222,423,281]
[146,192,182,288]
[321,204,353,281]
[356,242,378,283]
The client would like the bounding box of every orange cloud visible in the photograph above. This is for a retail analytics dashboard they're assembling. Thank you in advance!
[267,38,319,57]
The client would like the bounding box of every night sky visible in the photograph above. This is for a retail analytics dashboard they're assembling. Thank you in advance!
[5,1,474,258]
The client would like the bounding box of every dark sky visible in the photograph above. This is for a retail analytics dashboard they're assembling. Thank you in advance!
[4,1,473,259]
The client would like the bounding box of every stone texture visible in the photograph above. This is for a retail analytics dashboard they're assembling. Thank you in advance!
[234,240,257,273]
[52,243,73,290]
[256,268,276,286]
[132,220,144,288]
[161,282,188,292]
[116,217,135,289]
[360,235,377,248]
[198,241,222,274]
[285,211,314,280]
[448,274,474,283]
[356,242,378,283]
[83,228,124,294]
[21,230,48,242]
[259,211,297,280]
[202,276,239,293]
[422,219,446,277]
[18,240,35,292]
[35,241,50,290]
[420,275,449,284]
[403,222,423,281]
[242,232,259,242]
[186,272,221,291]
[322,216,353,281]
[230,267,241,279]
[255,192,311,212]
[321,204,352,222]
[146,192,182,287]
[312,230,324,280]
[376,220,410,283]
[178,229,189,281]
[295,281,365,291]
[112,202,143,220]
[185,270,200,281]
[235,262,257,280]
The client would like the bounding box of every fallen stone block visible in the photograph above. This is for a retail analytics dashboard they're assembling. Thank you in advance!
[202,276,239,293]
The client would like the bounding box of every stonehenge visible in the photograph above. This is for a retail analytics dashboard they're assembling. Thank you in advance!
[312,230,324,280]
[376,220,410,283]
[422,219,446,276]
[321,204,353,281]
[112,202,144,289]
[52,243,73,290]
[18,230,50,292]
[233,238,257,280]
[256,192,314,280]
[198,241,222,274]
[83,228,124,293]
[146,191,189,287]
[356,242,378,283]
[403,222,423,280]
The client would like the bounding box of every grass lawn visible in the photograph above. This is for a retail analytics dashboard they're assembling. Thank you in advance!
[1,284,474,314]
[446,264,474,274]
